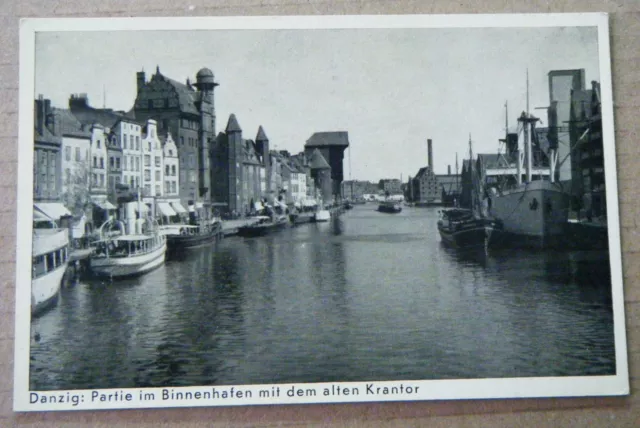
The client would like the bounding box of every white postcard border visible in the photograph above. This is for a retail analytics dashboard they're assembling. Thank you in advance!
[14,12,629,412]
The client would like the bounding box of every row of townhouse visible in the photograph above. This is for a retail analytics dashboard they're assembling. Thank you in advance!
[33,65,349,225]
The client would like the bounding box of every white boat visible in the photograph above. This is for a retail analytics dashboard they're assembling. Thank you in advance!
[31,215,69,316]
[314,209,331,222]
[90,202,166,278]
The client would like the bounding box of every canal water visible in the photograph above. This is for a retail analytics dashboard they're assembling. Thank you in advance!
[30,205,616,390]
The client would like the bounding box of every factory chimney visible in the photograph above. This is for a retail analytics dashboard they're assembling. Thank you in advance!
[427,139,433,171]
[448,165,451,175]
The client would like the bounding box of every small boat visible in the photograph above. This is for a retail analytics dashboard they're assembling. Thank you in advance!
[343,201,354,210]
[237,215,289,237]
[437,208,500,250]
[90,217,166,278]
[314,210,331,222]
[162,219,222,252]
[31,214,69,316]
[289,212,314,225]
[378,200,402,214]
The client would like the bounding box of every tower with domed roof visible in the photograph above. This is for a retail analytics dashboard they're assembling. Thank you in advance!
[193,67,219,205]
[132,65,219,213]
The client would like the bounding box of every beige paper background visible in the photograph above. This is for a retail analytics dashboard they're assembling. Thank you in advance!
[1,1,638,426]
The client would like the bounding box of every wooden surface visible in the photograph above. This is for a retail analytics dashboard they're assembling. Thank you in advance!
[1,1,639,426]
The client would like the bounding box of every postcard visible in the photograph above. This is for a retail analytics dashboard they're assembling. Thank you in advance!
[14,13,628,412]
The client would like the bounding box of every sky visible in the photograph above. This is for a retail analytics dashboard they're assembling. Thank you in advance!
[35,25,600,182]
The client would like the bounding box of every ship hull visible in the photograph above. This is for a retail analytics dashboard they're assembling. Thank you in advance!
[31,264,66,316]
[90,243,167,278]
[488,181,569,248]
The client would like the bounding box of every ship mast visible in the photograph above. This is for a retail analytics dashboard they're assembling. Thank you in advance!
[525,69,533,183]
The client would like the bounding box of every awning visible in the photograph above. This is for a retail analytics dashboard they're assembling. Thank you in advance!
[171,202,188,215]
[33,210,52,222]
[254,202,264,211]
[196,202,204,209]
[93,200,117,210]
[157,202,177,217]
[34,202,71,220]
[302,199,317,207]
[134,203,150,213]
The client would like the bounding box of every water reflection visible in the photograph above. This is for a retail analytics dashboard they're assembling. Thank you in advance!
[29,205,616,390]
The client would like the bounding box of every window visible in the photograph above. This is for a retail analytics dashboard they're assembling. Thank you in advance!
[165,181,170,194]
[144,184,151,195]
[116,157,121,170]
[97,140,101,149]
[123,134,127,149]
[180,136,184,146]
[93,156,97,168]
[144,169,150,181]
[190,171,196,183]
[136,136,140,150]
[155,184,160,196]
[130,176,134,187]
[65,168,70,184]
[110,157,114,168]
[75,147,81,161]
[148,142,151,151]
[165,165,170,175]
[155,170,160,181]
[189,154,195,168]
[130,135,134,150]
[155,156,161,167]
[65,146,71,161]
[169,149,173,156]
[136,157,140,171]
[92,173,97,186]
[171,165,176,176]
[100,157,104,169]
[144,155,150,167]
[172,181,176,193]
[99,174,104,187]
[115,175,121,184]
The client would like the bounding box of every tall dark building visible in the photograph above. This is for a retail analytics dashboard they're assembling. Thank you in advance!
[132,66,218,212]
[304,132,349,202]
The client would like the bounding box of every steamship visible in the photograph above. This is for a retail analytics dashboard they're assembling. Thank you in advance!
[89,201,166,278]
[31,211,69,316]
[484,87,570,248]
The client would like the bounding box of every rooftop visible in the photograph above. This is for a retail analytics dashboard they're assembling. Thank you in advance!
[305,131,350,148]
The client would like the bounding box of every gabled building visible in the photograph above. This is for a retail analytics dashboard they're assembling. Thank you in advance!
[132,66,218,214]
[308,148,332,207]
[33,96,62,203]
[211,114,266,214]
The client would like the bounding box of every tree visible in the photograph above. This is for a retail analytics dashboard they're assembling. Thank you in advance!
[61,162,92,218]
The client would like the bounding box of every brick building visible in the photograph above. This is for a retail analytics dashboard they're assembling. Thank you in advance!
[132,66,218,213]
[304,132,349,203]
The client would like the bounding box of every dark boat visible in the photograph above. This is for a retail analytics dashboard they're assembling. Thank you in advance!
[289,212,314,225]
[377,200,402,214]
[164,220,223,251]
[237,215,289,237]
[437,208,500,250]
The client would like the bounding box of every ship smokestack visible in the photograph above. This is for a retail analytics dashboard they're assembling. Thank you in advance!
[427,139,433,171]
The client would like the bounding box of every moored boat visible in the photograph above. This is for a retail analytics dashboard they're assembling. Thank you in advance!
[162,219,222,252]
[90,210,166,278]
[378,200,402,213]
[237,215,289,237]
[314,210,331,222]
[31,214,69,316]
[437,208,500,250]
